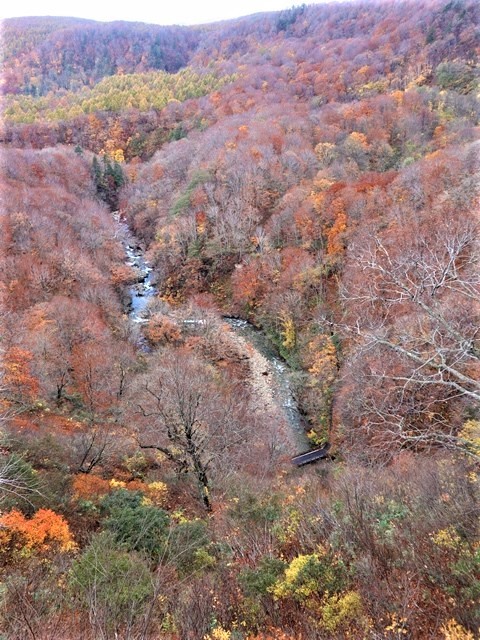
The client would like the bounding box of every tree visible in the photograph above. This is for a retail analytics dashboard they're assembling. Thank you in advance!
[91,154,125,210]
[341,214,480,457]
[1,347,39,408]
[133,348,250,511]
[0,454,40,513]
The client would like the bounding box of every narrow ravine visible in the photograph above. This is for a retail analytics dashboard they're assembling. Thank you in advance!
[114,212,310,453]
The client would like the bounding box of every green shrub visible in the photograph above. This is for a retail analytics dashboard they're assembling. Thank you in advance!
[101,489,170,559]
[240,556,287,596]
[70,532,154,634]
[167,519,215,575]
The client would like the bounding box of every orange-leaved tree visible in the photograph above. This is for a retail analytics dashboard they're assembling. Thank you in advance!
[0,508,75,558]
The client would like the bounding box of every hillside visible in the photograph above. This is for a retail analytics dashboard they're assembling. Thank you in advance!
[1,17,202,94]
[0,1,479,638]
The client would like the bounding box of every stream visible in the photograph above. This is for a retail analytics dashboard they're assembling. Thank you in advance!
[125,243,156,322]
[113,212,156,323]
[114,212,310,452]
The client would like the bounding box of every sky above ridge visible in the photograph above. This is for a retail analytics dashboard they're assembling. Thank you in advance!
[1,0,304,25]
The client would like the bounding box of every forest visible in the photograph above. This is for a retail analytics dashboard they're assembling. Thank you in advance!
[0,0,479,638]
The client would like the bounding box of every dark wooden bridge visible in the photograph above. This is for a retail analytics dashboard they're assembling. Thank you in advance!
[292,442,331,467]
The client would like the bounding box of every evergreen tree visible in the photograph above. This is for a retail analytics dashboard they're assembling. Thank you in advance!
[91,155,125,210]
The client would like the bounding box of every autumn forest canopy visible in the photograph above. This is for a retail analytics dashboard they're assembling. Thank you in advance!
[0,1,479,638]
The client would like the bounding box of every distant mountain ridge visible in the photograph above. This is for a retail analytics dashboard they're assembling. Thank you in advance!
[1,17,203,95]
[3,1,478,98]
[1,11,296,96]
